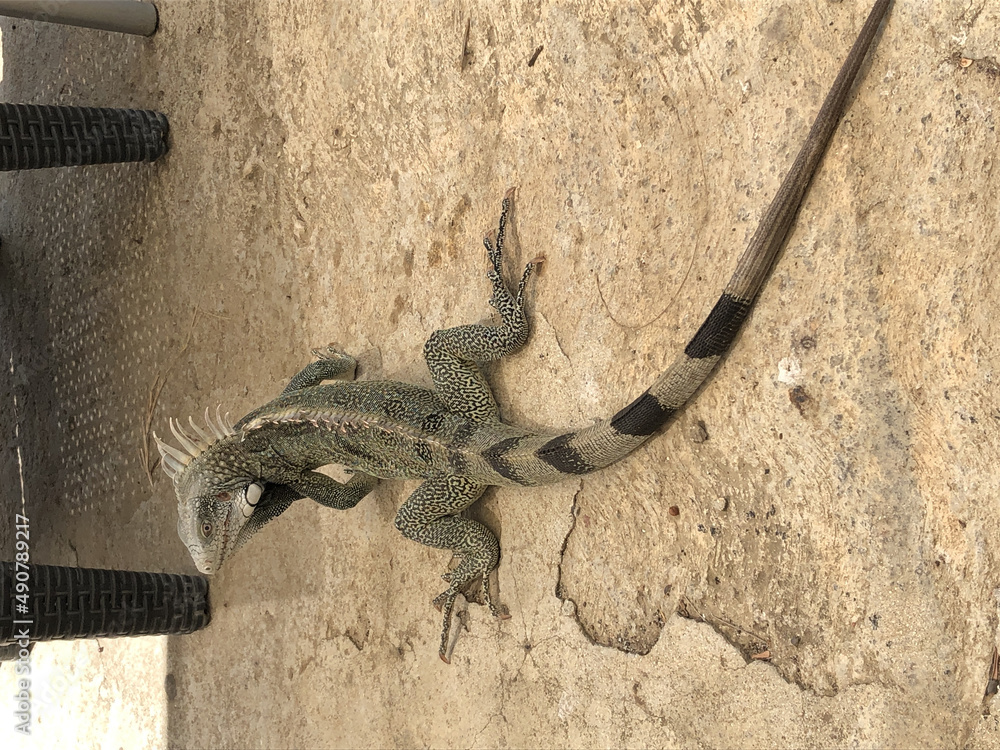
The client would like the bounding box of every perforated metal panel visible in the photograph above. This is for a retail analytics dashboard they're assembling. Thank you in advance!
[0,20,179,573]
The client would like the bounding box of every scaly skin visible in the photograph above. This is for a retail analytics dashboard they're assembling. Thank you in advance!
[156,0,891,662]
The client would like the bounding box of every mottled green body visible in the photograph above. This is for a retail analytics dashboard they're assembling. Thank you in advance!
[237,382,532,486]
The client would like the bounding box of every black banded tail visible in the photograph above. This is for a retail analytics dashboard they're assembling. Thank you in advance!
[501,0,891,485]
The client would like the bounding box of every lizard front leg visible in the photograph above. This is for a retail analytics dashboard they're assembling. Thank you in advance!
[265,469,377,511]
[394,476,507,662]
[281,345,358,395]
[227,475,375,565]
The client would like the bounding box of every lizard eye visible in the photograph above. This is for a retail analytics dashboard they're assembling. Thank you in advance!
[246,483,263,507]
[200,521,213,539]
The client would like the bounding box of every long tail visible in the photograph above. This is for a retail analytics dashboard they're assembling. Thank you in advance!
[517,0,891,482]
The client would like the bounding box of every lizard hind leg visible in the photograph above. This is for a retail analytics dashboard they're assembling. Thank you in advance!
[394,476,505,662]
[423,190,541,421]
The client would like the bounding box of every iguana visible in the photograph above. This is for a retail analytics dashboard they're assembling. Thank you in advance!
[156,0,891,662]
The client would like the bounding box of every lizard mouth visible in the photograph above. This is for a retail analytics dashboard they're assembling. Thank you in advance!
[183,484,263,576]
[216,502,244,572]
[194,499,241,576]
[214,484,268,572]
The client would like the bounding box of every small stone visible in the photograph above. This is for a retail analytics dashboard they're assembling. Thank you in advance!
[668,505,680,516]
[689,419,709,443]
[712,497,728,512]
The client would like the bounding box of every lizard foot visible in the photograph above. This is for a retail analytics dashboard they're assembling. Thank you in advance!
[482,190,540,340]
[433,568,509,663]
[310,344,353,362]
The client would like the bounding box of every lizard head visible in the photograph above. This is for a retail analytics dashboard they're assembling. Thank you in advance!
[154,408,289,575]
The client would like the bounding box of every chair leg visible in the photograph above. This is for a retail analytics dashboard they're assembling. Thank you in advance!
[0,104,169,171]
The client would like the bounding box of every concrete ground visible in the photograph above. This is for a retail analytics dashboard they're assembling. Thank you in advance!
[0,0,999,747]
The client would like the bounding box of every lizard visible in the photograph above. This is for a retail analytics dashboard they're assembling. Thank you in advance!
[155,0,891,662]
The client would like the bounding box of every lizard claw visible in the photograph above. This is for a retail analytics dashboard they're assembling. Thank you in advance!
[433,569,509,662]
[483,229,502,274]
[435,589,459,663]
[516,256,544,306]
